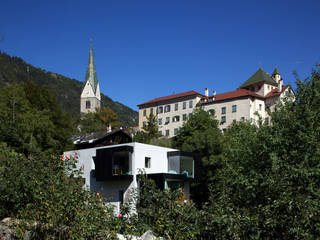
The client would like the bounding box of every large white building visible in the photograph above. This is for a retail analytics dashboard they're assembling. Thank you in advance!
[80,41,101,113]
[137,91,204,138]
[137,68,294,135]
[65,142,195,214]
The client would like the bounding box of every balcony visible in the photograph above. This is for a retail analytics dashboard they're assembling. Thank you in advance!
[94,146,134,181]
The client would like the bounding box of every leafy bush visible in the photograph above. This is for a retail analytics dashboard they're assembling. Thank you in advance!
[122,173,201,240]
[0,143,118,239]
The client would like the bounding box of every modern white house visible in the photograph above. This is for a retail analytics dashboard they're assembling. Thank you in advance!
[64,142,195,214]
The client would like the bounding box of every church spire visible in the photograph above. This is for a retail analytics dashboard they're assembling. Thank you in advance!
[80,40,101,113]
[84,40,98,94]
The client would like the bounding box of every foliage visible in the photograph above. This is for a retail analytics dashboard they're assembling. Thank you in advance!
[0,143,118,239]
[134,112,161,144]
[133,130,150,144]
[149,137,173,148]
[122,173,201,239]
[0,81,73,155]
[97,106,119,128]
[203,66,320,239]
[77,106,119,134]
[173,107,224,205]
[0,51,138,126]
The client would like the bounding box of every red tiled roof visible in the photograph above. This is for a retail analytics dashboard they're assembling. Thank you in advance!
[201,88,264,103]
[138,90,203,107]
[265,85,289,98]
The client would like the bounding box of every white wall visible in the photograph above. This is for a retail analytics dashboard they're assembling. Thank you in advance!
[203,98,251,130]
[132,143,176,175]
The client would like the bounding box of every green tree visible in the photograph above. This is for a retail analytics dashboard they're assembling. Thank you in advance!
[0,143,118,239]
[0,82,73,155]
[123,173,201,239]
[173,107,224,205]
[78,112,106,134]
[77,107,120,134]
[203,66,320,239]
[97,106,119,128]
[134,112,161,144]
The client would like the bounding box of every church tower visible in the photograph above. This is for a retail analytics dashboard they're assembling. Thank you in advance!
[80,41,101,113]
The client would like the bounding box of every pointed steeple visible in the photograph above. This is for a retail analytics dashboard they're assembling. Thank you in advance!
[80,40,101,114]
[84,40,99,94]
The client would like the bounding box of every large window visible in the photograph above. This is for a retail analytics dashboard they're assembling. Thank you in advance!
[232,105,237,113]
[150,108,153,115]
[175,103,179,111]
[86,100,91,109]
[168,153,194,178]
[183,102,187,109]
[189,100,193,108]
[165,117,170,124]
[221,107,226,114]
[113,151,130,176]
[158,118,162,125]
[143,109,146,116]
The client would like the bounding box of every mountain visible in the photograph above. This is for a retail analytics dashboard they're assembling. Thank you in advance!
[0,51,138,126]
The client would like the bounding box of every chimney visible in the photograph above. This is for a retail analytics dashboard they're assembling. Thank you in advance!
[278,80,283,93]
[213,90,216,96]
[205,88,209,97]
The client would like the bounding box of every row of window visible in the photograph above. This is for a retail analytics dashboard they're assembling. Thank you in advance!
[142,100,194,117]
[220,105,237,115]
[158,113,192,125]
[158,128,179,137]
[220,116,269,125]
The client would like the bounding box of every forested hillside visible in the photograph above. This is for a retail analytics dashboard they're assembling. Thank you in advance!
[0,51,138,126]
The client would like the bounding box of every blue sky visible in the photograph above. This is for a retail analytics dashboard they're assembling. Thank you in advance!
[1,0,319,111]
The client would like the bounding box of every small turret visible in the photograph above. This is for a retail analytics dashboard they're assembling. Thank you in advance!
[272,67,281,84]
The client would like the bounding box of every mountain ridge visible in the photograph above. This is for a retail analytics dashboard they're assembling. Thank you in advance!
[0,51,138,127]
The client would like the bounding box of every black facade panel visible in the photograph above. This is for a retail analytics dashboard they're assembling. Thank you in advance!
[95,148,113,181]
